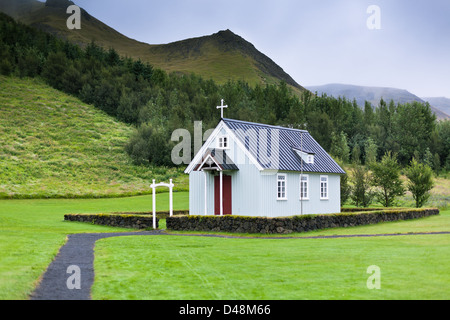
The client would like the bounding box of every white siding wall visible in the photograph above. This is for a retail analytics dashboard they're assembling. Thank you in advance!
[257,172,341,217]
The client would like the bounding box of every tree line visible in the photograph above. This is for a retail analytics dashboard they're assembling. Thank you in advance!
[1,12,449,173]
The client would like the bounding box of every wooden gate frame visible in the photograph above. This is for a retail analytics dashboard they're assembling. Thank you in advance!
[150,179,174,229]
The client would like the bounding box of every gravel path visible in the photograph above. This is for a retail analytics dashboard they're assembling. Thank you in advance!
[29,230,450,300]
[30,231,163,300]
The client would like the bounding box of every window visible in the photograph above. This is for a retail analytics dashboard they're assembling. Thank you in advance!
[277,174,287,200]
[293,148,315,165]
[300,174,309,200]
[217,136,229,149]
[320,175,328,199]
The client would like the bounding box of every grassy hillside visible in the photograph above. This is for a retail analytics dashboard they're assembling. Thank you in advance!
[0,0,305,95]
[0,75,187,198]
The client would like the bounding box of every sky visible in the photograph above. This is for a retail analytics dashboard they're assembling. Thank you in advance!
[54,0,450,98]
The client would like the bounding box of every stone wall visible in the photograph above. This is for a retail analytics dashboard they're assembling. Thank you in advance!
[64,213,159,230]
[166,208,439,234]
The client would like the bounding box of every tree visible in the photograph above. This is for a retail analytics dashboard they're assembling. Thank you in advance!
[41,51,68,90]
[405,158,434,208]
[370,152,405,207]
[436,120,450,168]
[350,165,374,208]
[351,144,361,165]
[364,137,378,164]
[330,131,350,163]
[335,159,351,205]
[364,101,374,128]
[394,102,436,164]
[433,153,441,176]
[0,58,13,75]
[125,124,173,166]
[305,111,333,152]
[423,147,433,169]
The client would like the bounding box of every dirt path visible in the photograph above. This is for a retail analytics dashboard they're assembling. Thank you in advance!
[29,230,450,300]
[29,231,163,300]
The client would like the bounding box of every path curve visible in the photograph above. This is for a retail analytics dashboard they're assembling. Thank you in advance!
[30,231,163,300]
[29,230,450,300]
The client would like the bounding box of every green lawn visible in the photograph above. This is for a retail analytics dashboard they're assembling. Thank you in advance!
[93,209,449,300]
[1,194,448,300]
[92,232,449,300]
[0,192,188,300]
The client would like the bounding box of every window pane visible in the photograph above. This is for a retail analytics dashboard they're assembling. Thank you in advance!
[277,175,286,199]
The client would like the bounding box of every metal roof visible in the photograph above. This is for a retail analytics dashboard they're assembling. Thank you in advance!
[223,118,346,174]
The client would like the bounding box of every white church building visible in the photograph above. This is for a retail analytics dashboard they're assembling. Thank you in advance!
[184,101,346,217]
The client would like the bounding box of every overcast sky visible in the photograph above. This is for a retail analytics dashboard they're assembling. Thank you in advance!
[60,0,450,98]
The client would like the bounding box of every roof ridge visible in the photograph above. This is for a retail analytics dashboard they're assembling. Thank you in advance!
[223,118,308,133]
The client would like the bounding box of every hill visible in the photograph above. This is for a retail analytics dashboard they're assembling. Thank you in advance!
[0,75,186,198]
[306,83,449,120]
[0,0,305,94]
[421,97,450,117]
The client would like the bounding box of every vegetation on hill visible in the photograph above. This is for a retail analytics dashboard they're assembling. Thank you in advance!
[0,75,186,198]
[0,11,449,180]
[0,0,305,93]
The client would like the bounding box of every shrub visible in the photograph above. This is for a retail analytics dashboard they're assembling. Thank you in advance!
[370,151,405,207]
[350,165,374,207]
[405,158,434,208]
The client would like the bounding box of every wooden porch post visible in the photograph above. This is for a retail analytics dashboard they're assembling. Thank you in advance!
[204,171,207,215]
[220,171,223,216]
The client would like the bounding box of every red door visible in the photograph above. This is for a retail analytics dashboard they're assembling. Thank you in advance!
[214,175,232,215]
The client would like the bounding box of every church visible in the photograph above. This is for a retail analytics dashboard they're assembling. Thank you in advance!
[184,101,346,217]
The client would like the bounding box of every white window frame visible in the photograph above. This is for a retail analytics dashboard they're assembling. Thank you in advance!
[277,174,287,200]
[307,155,314,164]
[320,175,329,200]
[299,174,309,200]
[217,135,229,149]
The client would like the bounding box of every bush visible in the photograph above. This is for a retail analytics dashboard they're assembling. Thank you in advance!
[350,165,374,207]
[0,58,13,76]
[405,158,434,208]
[125,123,174,166]
[370,152,405,207]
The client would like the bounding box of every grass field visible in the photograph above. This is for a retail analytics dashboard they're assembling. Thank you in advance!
[91,208,450,300]
[0,192,188,300]
[0,76,187,198]
[1,193,448,300]
[92,232,449,300]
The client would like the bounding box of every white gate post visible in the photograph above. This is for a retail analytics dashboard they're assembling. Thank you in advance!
[169,179,173,217]
[152,179,156,229]
[150,179,175,229]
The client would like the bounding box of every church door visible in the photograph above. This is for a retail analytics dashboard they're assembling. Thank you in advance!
[214,175,232,215]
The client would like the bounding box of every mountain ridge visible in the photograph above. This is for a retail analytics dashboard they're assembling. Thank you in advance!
[0,0,305,92]
[421,97,450,117]
[306,83,449,120]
